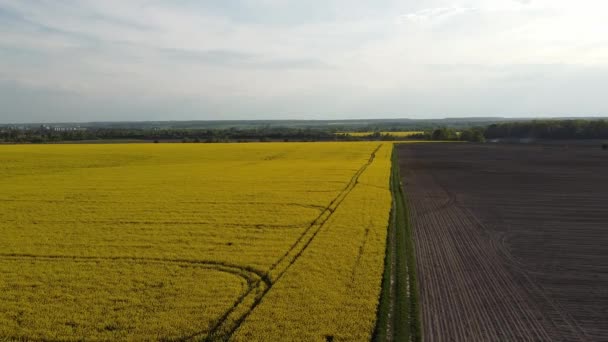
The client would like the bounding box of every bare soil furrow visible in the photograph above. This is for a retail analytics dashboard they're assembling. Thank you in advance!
[398,143,607,341]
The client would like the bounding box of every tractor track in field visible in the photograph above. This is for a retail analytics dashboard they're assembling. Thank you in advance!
[0,145,382,342]
[382,182,398,342]
[0,253,269,342]
[0,253,269,291]
[0,254,267,281]
[405,172,557,341]
[203,144,382,341]
[3,219,309,229]
[398,143,607,341]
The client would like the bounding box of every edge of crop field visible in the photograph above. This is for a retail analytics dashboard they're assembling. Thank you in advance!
[373,144,421,342]
[396,145,422,342]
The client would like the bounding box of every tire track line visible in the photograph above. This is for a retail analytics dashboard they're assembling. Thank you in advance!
[399,145,589,342]
[204,144,383,341]
[0,253,267,341]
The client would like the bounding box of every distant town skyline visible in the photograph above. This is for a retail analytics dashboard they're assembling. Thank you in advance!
[1,0,608,123]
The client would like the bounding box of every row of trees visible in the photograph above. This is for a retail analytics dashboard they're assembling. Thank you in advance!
[484,120,608,140]
[3,119,607,144]
[419,120,608,142]
[408,128,486,142]
[0,127,393,143]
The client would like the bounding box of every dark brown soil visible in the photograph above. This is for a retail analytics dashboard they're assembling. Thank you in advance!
[397,143,608,342]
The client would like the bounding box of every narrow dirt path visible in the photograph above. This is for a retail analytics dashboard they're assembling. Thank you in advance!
[385,188,398,341]
[375,147,420,342]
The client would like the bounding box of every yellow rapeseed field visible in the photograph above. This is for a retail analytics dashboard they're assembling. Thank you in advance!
[0,142,392,341]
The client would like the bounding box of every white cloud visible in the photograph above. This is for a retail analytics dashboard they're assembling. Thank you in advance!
[400,6,477,22]
[0,0,608,122]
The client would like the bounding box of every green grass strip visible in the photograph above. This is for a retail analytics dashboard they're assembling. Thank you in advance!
[373,145,421,342]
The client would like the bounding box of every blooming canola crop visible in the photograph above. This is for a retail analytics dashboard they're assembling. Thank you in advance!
[0,142,392,341]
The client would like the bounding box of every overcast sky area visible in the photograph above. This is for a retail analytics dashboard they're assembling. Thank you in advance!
[1,0,608,123]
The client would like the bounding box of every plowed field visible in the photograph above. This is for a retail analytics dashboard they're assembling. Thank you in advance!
[397,143,608,341]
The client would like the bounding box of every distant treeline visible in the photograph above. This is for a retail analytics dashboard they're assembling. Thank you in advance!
[483,120,608,140]
[2,119,607,143]
[408,128,486,142]
[0,126,405,143]
[0,126,484,143]
[415,119,608,142]
[1,117,518,131]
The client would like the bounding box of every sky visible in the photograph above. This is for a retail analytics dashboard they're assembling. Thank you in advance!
[1,0,608,123]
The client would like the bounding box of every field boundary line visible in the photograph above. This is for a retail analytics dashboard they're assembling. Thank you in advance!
[373,145,421,342]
